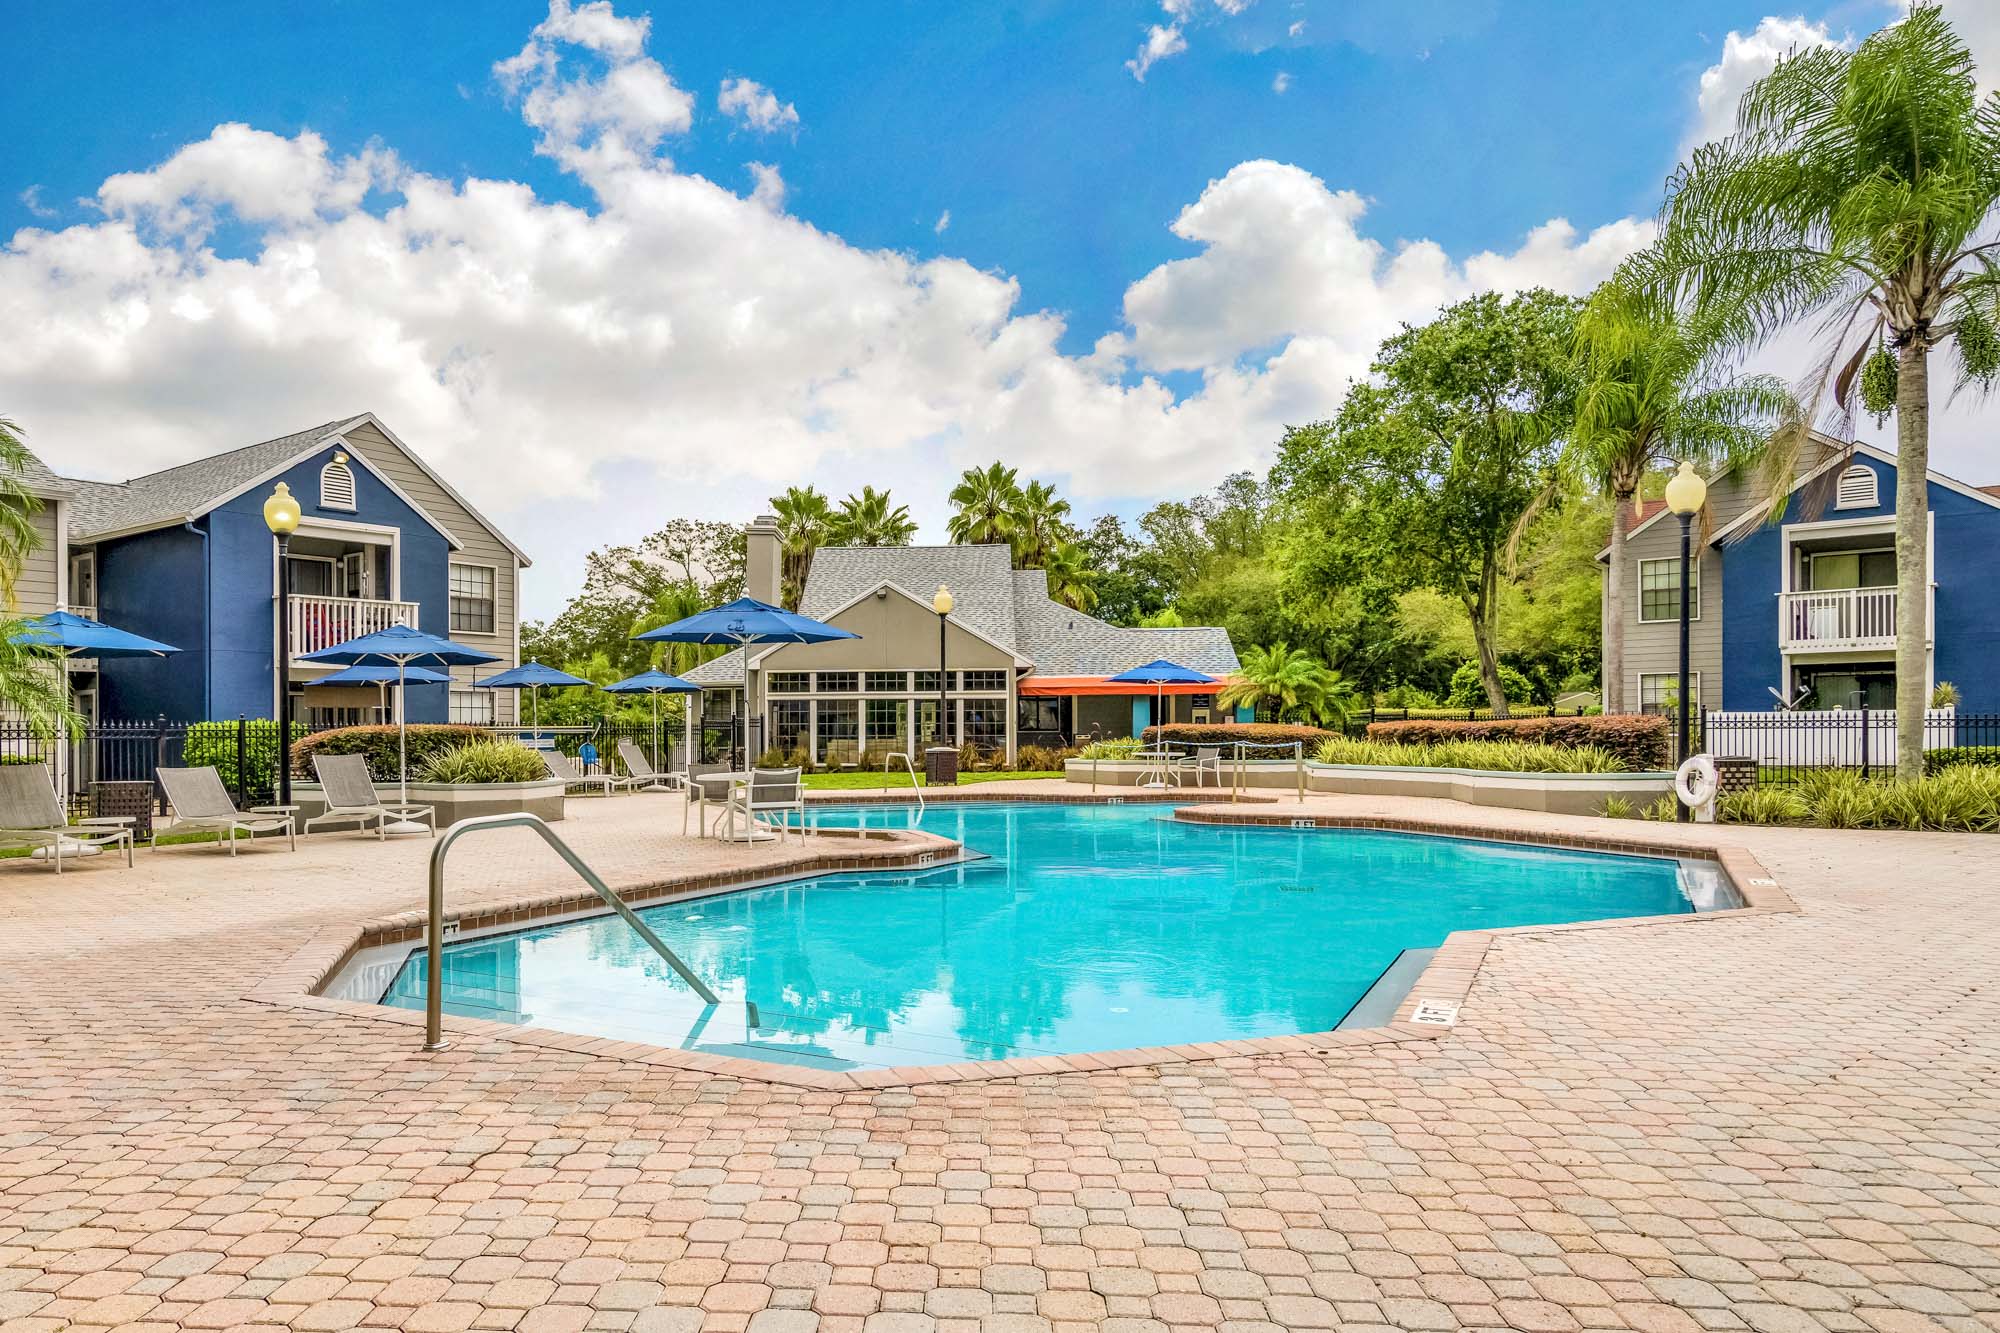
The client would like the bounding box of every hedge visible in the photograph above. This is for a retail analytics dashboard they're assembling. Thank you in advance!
[1924,745,2000,775]
[1365,713,1670,770]
[184,719,307,799]
[1140,722,1334,750]
[291,724,491,780]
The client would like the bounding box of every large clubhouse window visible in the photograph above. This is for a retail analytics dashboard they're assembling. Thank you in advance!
[768,672,809,694]
[816,700,858,762]
[1637,673,1699,715]
[1638,558,1697,623]
[961,669,1008,692]
[865,699,908,749]
[450,564,497,634]
[962,701,1006,751]
[864,671,906,693]
[817,671,859,693]
[450,689,496,725]
[769,699,809,752]
[913,670,943,694]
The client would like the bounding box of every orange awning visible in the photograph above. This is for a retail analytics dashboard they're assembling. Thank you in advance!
[1018,676,1230,697]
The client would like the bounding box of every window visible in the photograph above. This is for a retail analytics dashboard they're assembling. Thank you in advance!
[865,698,907,750]
[285,556,334,596]
[815,699,858,763]
[1834,464,1878,510]
[1637,673,1700,715]
[1807,549,1896,591]
[768,672,809,694]
[816,671,858,693]
[449,564,496,635]
[1638,558,1698,623]
[450,689,495,725]
[962,700,1007,752]
[864,671,907,693]
[961,669,1008,692]
[67,551,96,615]
[768,699,810,753]
[913,670,942,694]
[318,454,357,510]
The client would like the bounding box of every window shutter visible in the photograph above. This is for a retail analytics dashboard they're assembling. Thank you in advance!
[319,458,357,510]
[1834,464,1877,509]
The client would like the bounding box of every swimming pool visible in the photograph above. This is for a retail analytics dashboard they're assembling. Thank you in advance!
[377,802,1723,1070]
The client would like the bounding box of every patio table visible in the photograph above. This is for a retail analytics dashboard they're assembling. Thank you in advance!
[1133,747,1180,790]
[692,772,780,843]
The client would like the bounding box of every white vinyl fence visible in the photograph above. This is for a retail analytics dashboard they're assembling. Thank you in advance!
[1703,708,1968,769]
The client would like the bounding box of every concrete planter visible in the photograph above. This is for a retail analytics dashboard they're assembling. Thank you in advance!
[1062,758,1306,793]
[1305,763,1673,816]
[291,778,567,828]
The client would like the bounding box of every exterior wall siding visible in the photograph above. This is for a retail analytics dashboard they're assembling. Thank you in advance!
[338,421,520,723]
[6,499,63,615]
[96,526,208,721]
[1615,515,1724,714]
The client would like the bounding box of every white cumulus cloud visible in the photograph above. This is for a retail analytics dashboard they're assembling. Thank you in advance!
[1126,24,1188,81]
[717,76,800,133]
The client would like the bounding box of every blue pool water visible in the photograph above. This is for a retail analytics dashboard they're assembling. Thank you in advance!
[380,803,1709,1069]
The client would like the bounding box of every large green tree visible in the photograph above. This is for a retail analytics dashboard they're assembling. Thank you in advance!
[945,463,1022,546]
[1010,480,1072,569]
[1570,278,1790,712]
[769,485,831,609]
[827,486,916,547]
[523,519,743,675]
[1275,289,1580,715]
[1637,3,2000,775]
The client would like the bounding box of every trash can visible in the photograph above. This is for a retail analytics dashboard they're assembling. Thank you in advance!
[1714,756,1758,795]
[924,745,958,787]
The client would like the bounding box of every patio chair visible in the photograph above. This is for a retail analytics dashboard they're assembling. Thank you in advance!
[542,748,637,796]
[721,767,805,844]
[616,741,683,793]
[154,766,296,854]
[1188,745,1225,787]
[0,764,135,872]
[304,753,436,839]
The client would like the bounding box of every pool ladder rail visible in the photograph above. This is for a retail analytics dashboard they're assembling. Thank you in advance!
[420,812,721,1051]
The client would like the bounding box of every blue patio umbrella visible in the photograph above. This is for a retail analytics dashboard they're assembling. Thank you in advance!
[299,624,500,814]
[1107,659,1217,737]
[470,659,594,733]
[314,663,450,726]
[634,597,858,766]
[10,609,180,659]
[604,669,701,775]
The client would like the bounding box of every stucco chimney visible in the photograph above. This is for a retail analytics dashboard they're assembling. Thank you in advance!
[746,514,782,606]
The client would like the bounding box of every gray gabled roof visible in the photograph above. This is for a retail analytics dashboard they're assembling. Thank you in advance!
[0,445,77,501]
[683,543,1241,685]
[63,419,350,540]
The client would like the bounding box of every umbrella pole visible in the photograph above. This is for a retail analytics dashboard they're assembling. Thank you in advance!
[652,693,661,770]
[399,659,410,808]
[531,685,539,734]
[740,636,752,769]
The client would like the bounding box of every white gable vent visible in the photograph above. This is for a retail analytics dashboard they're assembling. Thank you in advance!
[1834,463,1878,510]
[319,452,357,511]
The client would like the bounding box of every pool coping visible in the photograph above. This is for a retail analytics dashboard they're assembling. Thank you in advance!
[249,798,1799,1091]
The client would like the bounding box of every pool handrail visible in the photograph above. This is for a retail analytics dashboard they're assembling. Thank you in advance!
[882,749,925,815]
[420,812,720,1051]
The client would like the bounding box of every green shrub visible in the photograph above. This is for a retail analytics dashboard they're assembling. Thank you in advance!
[1768,767,2000,832]
[1078,737,1141,760]
[1365,714,1670,770]
[184,719,307,799]
[1446,661,1534,707]
[1375,684,1440,709]
[1015,743,1080,772]
[1313,735,1626,773]
[1930,680,1961,708]
[1599,796,1636,819]
[1923,745,2000,775]
[1141,722,1332,750]
[1718,787,1809,825]
[420,740,549,785]
[1641,795,1679,822]
[292,724,489,781]
[755,747,810,771]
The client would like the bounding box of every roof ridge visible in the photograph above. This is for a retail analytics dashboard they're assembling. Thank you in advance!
[114,418,348,488]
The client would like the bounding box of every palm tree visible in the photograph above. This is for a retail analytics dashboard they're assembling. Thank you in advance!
[1570,280,1792,713]
[828,486,917,547]
[769,485,831,609]
[1010,480,1072,569]
[631,580,725,677]
[946,462,1022,546]
[1637,4,2000,776]
[1042,540,1097,611]
[1216,643,1355,728]
[0,417,80,740]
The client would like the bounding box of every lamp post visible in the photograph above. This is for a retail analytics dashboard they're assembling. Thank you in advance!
[932,585,953,750]
[1664,460,1707,822]
[263,482,303,807]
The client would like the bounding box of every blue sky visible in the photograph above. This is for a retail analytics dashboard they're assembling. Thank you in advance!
[4,0,1983,619]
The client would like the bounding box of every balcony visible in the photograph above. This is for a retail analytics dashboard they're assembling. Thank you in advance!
[289,594,421,658]
[1778,587,1919,653]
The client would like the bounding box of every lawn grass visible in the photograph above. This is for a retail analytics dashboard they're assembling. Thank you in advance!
[801,770,1063,790]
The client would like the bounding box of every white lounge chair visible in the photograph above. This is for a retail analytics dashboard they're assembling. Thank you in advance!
[305,753,436,838]
[721,767,805,844]
[155,766,296,854]
[616,741,683,793]
[0,764,135,872]
[542,749,636,796]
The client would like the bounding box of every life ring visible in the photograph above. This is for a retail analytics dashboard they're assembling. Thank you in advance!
[1674,754,1719,809]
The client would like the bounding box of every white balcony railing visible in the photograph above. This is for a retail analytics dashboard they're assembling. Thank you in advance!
[288,594,421,658]
[62,603,97,621]
[1777,587,1908,653]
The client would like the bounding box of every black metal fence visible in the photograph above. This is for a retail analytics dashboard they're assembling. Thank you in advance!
[1702,709,2000,782]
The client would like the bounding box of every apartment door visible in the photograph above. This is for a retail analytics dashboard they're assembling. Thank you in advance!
[338,551,369,598]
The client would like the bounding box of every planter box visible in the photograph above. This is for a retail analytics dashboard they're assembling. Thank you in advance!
[291,778,567,828]
[1305,764,1673,816]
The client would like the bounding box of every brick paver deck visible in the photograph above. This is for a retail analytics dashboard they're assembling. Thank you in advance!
[2,786,1996,1332]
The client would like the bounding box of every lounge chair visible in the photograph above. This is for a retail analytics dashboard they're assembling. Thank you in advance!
[154,766,296,854]
[616,741,683,793]
[720,767,805,844]
[304,753,436,838]
[542,749,637,796]
[0,764,135,872]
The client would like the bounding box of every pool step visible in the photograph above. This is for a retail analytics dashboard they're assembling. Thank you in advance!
[1336,948,1435,1030]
